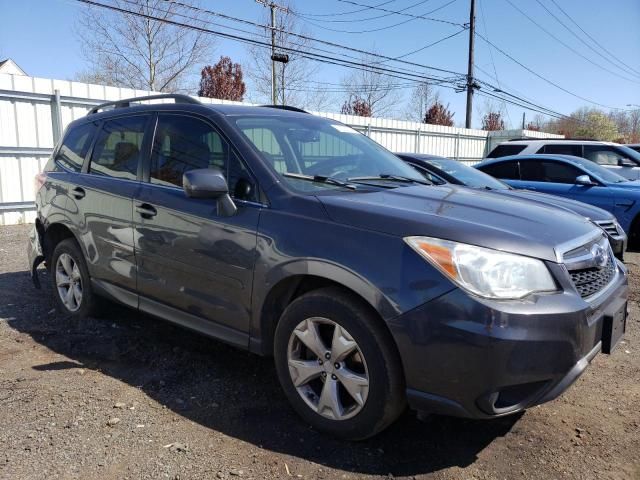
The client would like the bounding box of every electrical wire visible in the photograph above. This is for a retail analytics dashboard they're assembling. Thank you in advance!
[474,31,625,110]
[294,0,434,24]
[287,0,460,34]
[503,0,640,84]
[547,0,640,78]
[296,0,397,18]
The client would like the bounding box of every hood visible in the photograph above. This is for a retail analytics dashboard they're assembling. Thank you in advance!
[494,189,614,221]
[318,184,600,263]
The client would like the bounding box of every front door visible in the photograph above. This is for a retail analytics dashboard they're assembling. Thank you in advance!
[133,113,262,336]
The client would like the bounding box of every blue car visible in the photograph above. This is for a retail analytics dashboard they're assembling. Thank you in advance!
[476,154,640,249]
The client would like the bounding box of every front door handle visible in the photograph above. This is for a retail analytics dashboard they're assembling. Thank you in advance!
[72,187,85,199]
[135,203,157,218]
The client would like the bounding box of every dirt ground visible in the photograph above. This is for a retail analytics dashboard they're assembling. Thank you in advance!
[0,224,638,480]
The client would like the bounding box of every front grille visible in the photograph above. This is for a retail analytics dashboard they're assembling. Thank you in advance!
[595,220,619,237]
[568,254,616,298]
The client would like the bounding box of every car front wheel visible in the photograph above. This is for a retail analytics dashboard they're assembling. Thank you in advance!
[274,287,406,440]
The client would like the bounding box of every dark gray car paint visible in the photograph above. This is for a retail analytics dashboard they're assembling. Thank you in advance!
[29,102,628,420]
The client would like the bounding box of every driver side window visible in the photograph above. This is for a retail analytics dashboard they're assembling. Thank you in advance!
[584,145,629,166]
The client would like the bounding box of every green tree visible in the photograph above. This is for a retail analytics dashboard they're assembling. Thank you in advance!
[574,110,619,141]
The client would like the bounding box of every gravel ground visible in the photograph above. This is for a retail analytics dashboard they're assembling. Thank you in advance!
[0,224,638,480]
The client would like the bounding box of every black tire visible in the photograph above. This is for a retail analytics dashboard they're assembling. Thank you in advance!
[274,287,406,440]
[50,238,101,320]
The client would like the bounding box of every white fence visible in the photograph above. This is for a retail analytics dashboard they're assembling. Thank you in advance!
[0,73,562,225]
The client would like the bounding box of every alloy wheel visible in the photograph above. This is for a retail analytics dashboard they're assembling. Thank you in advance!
[287,317,370,421]
[55,253,83,312]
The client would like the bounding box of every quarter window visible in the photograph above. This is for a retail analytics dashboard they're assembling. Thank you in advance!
[89,116,148,180]
[486,144,526,158]
[55,123,96,172]
[538,144,582,156]
[150,115,258,202]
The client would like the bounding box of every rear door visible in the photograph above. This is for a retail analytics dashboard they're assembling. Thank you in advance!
[67,114,150,299]
[133,113,261,338]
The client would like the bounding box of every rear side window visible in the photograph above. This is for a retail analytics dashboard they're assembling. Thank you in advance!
[479,161,520,180]
[538,144,582,156]
[89,116,148,180]
[486,144,526,158]
[54,123,96,172]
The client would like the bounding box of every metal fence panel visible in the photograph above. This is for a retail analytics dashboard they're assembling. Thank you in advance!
[0,73,562,224]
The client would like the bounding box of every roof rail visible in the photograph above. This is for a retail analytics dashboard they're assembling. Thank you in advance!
[88,94,201,115]
[259,105,309,113]
[508,137,599,142]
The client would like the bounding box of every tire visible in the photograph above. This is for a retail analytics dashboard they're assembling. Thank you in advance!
[50,238,100,320]
[274,287,406,440]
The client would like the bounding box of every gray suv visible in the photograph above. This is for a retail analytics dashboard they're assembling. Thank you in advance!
[28,95,628,439]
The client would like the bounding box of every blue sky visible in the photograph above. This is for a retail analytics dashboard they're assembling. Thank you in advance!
[0,0,639,128]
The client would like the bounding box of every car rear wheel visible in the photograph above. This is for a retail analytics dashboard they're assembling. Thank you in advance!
[274,287,406,440]
[50,238,100,320]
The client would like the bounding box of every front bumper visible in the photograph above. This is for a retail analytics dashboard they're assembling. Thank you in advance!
[390,261,628,419]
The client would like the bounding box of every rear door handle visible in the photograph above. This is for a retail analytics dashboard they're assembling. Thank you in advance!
[72,187,85,199]
[135,203,157,218]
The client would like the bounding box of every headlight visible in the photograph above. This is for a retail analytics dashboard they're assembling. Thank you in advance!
[404,236,557,299]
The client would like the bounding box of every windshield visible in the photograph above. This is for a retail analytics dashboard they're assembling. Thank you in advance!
[234,115,425,191]
[567,156,629,183]
[426,158,510,190]
[617,145,640,162]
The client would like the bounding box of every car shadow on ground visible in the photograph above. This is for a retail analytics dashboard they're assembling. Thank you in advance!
[1,269,521,477]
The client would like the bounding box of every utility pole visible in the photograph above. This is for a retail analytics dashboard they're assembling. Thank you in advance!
[256,0,289,105]
[522,112,526,130]
[465,0,476,129]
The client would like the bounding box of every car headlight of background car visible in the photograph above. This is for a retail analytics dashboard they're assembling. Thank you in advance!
[405,236,557,300]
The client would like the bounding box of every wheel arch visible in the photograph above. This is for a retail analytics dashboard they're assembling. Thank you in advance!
[250,260,400,357]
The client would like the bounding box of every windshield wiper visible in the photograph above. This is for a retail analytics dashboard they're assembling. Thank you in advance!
[283,172,357,190]
[347,174,432,185]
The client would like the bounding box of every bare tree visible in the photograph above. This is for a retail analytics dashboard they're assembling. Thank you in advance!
[198,56,246,101]
[405,81,440,122]
[75,0,213,92]
[341,52,400,117]
[246,3,330,109]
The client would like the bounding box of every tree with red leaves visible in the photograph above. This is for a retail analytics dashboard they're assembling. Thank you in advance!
[424,101,455,126]
[198,56,246,101]
[340,96,372,117]
[482,111,505,131]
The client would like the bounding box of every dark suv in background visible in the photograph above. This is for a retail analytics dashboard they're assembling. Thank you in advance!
[28,95,628,439]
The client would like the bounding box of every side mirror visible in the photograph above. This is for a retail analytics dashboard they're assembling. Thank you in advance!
[575,174,595,186]
[183,168,237,217]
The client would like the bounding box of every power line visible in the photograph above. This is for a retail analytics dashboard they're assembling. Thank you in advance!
[160,0,465,77]
[293,0,460,34]
[72,0,611,121]
[295,0,434,24]
[375,27,467,63]
[503,0,640,84]
[75,0,461,89]
[296,0,397,18]
[548,0,640,78]
[331,0,463,27]
[474,31,625,110]
[477,0,511,126]
[534,0,640,79]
